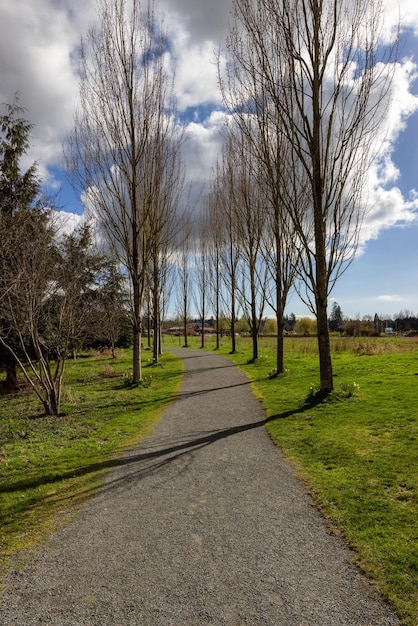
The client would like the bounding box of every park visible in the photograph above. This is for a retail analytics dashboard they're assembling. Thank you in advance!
[0,334,416,624]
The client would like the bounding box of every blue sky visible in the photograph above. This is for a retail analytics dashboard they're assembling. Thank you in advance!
[1,0,418,320]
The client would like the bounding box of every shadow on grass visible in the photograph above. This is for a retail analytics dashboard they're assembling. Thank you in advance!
[0,390,321,503]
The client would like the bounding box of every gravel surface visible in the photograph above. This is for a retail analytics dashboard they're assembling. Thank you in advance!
[0,349,401,625]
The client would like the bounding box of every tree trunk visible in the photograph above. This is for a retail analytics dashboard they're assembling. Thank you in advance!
[147,316,152,348]
[42,387,60,416]
[317,302,333,392]
[250,283,258,362]
[5,362,18,392]
[152,267,159,365]
[314,217,333,392]
[251,325,258,361]
[132,324,141,383]
[230,277,237,354]
[200,311,205,349]
[275,243,285,374]
[276,312,285,375]
[312,4,333,394]
[314,210,333,392]
[215,253,220,350]
[132,277,142,382]
[182,310,188,348]
[152,306,159,364]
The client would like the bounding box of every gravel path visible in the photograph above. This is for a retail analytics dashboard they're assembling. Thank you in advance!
[0,349,400,625]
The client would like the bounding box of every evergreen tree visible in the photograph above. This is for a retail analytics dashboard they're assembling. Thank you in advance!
[284,313,296,332]
[0,97,40,216]
[329,302,343,332]
[0,97,43,390]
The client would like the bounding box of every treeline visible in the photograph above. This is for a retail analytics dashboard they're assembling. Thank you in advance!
[64,0,397,396]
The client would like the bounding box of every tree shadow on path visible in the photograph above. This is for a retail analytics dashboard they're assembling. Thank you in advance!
[0,389,323,503]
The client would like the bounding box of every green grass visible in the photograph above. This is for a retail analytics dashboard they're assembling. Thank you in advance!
[193,333,418,626]
[0,347,183,574]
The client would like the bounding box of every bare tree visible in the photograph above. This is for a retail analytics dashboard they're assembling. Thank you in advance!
[0,216,102,415]
[65,0,184,383]
[0,99,64,414]
[209,153,241,354]
[222,128,267,362]
[193,215,210,349]
[206,194,222,350]
[259,132,305,374]
[147,117,185,364]
[175,225,192,348]
[0,209,60,412]
[222,0,398,392]
[218,19,303,375]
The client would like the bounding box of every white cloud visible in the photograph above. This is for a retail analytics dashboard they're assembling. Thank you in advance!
[390,66,417,138]
[174,38,221,111]
[360,178,418,245]
[384,0,418,37]
[52,210,84,237]
[356,56,418,245]
[184,111,226,182]
[161,3,224,112]
[0,1,95,180]
[377,294,404,302]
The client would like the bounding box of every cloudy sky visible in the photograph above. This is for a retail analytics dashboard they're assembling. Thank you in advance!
[1,0,418,319]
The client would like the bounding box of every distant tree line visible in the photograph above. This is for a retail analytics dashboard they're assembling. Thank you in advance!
[327,304,418,336]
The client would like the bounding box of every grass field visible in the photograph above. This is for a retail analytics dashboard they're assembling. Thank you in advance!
[1,335,417,624]
[183,333,417,626]
[0,348,183,576]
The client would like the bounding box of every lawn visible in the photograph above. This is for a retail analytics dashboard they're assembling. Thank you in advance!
[0,347,183,575]
[193,333,417,626]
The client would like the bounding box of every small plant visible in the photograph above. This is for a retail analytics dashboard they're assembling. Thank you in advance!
[337,381,360,399]
[122,373,153,389]
[268,367,289,379]
[140,375,153,388]
[268,367,278,379]
[306,382,319,399]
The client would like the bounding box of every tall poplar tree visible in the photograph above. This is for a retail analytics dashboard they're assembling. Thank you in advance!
[66,0,184,383]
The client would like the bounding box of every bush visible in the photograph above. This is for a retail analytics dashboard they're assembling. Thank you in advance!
[294,317,317,336]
